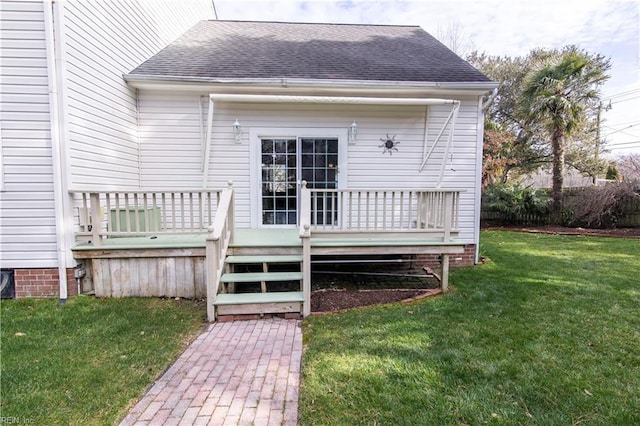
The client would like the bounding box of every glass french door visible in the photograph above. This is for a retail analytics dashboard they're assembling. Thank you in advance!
[261,137,338,225]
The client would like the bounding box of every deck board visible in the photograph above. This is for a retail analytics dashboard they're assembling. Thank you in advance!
[214,291,304,305]
[220,272,303,283]
[72,228,465,251]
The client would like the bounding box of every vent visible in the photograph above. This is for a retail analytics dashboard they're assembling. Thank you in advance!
[1,270,15,299]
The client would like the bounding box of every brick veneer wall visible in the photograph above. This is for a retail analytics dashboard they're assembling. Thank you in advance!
[14,268,77,298]
[413,244,476,268]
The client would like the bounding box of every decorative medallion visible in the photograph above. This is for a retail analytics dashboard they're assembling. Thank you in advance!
[379,134,400,155]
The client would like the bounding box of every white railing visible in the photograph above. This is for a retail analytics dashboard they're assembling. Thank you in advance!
[303,183,460,240]
[299,184,312,317]
[205,182,235,321]
[70,188,222,244]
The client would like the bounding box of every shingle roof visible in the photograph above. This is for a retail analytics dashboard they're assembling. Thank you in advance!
[128,20,491,83]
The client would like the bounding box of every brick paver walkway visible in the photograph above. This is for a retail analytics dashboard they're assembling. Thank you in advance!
[119,319,302,426]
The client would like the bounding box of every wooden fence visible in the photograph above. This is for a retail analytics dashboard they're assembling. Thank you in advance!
[482,191,640,227]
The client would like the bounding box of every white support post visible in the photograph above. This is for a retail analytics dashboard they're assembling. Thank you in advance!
[441,254,450,292]
[90,192,102,247]
[205,226,219,322]
[299,181,312,317]
[302,226,311,317]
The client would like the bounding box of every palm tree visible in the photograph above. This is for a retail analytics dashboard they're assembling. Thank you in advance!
[519,49,609,222]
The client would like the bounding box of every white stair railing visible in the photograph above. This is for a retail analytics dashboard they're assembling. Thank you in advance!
[299,181,312,317]
[206,182,235,321]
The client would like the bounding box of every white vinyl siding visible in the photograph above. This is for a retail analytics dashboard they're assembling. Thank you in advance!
[138,91,481,242]
[0,0,214,270]
[62,0,215,188]
[138,92,206,188]
[0,0,57,268]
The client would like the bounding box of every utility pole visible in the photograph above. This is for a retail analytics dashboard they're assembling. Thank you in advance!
[593,102,602,185]
[593,100,612,185]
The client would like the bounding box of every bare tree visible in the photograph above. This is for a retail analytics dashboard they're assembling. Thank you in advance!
[616,153,640,183]
[436,20,476,59]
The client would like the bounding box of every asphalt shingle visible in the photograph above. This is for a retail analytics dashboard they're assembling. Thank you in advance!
[128,20,491,83]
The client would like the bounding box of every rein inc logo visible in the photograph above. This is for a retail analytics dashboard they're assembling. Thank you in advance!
[0,418,34,424]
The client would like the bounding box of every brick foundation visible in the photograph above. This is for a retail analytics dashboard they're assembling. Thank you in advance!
[413,244,476,269]
[13,268,78,299]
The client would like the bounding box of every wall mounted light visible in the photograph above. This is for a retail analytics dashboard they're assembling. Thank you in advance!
[348,120,358,144]
[232,119,241,143]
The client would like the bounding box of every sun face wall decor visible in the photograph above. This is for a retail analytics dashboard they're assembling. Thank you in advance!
[379,134,400,155]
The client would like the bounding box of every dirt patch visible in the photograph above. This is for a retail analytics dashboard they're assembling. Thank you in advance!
[484,225,640,238]
[311,288,441,313]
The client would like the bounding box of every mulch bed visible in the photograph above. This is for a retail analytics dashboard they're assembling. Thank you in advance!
[311,288,441,313]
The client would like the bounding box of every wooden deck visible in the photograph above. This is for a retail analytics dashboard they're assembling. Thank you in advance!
[71,184,466,320]
[72,228,465,314]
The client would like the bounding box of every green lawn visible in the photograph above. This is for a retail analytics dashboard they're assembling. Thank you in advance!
[0,297,205,425]
[299,231,640,425]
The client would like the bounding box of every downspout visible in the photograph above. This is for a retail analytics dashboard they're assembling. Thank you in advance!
[474,88,497,263]
[482,88,498,111]
[43,0,73,300]
[474,95,490,264]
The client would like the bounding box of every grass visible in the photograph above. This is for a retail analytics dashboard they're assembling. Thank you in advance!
[0,296,205,425]
[299,231,640,425]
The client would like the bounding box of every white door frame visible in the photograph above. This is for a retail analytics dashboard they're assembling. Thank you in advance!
[249,127,348,228]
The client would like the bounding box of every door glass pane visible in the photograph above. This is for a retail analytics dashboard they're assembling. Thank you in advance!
[261,139,297,225]
[300,138,339,225]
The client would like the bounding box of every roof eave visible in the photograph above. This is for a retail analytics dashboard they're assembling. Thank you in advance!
[123,74,498,95]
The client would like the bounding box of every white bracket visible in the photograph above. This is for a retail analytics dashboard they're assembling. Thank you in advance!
[418,101,460,188]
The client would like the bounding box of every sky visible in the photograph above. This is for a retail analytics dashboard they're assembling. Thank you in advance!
[213,0,640,156]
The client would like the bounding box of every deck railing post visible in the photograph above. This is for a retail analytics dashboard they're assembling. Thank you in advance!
[302,227,311,317]
[206,225,219,322]
[205,185,234,322]
[89,192,102,246]
[443,192,453,242]
[299,181,312,317]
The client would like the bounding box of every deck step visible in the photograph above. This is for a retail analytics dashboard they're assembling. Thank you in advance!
[214,291,304,305]
[220,271,303,283]
[225,255,303,264]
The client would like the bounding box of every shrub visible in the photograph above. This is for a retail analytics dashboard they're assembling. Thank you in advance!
[563,182,640,228]
[483,182,550,224]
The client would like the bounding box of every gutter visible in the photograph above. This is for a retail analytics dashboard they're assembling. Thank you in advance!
[209,93,460,105]
[124,74,498,95]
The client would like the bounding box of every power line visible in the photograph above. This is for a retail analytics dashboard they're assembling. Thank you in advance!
[604,119,640,127]
[607,140,640,147]
[602,124,640,138]
[609,95,640,106]
[603,88,640,100]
